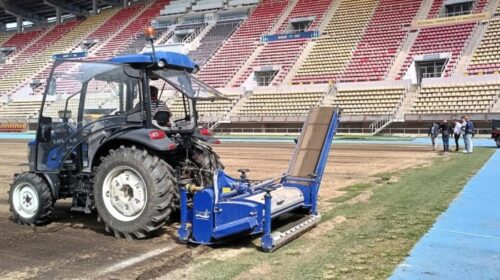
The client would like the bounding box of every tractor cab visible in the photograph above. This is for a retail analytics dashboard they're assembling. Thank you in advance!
[35,51,226,173]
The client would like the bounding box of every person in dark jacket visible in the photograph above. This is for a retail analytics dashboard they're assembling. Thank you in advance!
[439,119,453,152]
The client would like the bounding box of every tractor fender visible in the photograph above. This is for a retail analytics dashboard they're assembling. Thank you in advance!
[108,128,177,151]
[90,128,177,169]
[39,172,60,200]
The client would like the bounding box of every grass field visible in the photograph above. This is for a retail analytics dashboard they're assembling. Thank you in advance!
[167,148,495,280]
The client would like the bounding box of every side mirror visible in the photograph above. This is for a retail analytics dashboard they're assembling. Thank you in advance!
[38,116,52,142]
[58,110,72,122]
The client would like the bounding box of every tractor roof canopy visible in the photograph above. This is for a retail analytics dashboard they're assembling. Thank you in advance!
[108,51,199,73]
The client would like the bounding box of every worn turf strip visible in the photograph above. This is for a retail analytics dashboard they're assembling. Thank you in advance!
[189,148,494,280]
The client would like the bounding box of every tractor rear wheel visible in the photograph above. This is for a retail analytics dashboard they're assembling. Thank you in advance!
[93,146,175,239]
[9,172,54,225]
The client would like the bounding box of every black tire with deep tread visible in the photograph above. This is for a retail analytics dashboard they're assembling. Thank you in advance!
[193,142,224,187]
[8,172,54,225]
[93,145,175,239]
[496,137,500,148]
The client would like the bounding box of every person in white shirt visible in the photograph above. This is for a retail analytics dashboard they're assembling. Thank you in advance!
[453,119,462,152]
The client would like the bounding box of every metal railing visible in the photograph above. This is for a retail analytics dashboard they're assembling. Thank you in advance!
[368,109,396,134]
[213,127,492,135]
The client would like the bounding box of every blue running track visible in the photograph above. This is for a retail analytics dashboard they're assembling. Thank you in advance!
[391,150,500,280]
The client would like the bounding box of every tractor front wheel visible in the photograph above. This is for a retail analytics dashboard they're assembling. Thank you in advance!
[93,146,175,239]
[9,172,54,225]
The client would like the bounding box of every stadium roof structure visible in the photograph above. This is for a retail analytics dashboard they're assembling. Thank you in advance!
[0,0,133,26]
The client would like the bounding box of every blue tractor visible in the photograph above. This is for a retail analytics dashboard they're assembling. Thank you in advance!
[8,50,228,239]
[9,30,341,250]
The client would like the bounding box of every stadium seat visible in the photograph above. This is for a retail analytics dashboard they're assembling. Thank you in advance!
[331,86,407,115]
[196,0,289,88]
[340,0,422,83]
[1,8,117,97]
[169,91,242,121]
[467,2,500,75]
[232,0,332,87]
[90,0,170,61]
[398,23,476,78]
[411,81,500,114]
[292,0,378,84]
[235,87,326,117]
[189,19,243,66]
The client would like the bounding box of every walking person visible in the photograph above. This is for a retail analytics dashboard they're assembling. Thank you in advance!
[463,115,474,154]
[428,122,439,151]
[439,120,452,152]
[453,119,462,151]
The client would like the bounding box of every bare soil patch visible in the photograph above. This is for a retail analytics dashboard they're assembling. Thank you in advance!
[0,140,436,279]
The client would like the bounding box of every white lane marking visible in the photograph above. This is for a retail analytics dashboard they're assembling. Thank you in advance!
[85,243,178,278]
[435,228,500,240]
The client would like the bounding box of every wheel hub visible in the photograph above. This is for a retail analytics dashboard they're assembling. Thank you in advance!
[103,168,147,222]
[12,183,39,219]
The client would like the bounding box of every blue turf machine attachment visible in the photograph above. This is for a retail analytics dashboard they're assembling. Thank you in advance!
[178,107,340,252]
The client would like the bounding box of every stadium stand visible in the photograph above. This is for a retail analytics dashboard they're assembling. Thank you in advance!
[467,10,500,74]
[292,0,378,84]
[169,89,243,122]
[472,0,490,13]
[228,0,260,7]
[196,0,289,88]
[0,28,45,58]
[97,0,171,57]
[0,100,43,119]
[0,21,79,95]
[41,95,114,118]
[233,38,309,87]
[0,123,26,133]
[160,0,192,15]
[192,0,225,12]
[234,85,327,117]
[411,80,500,114]
[5,8,117,96]
[171,22,207,44]
[427,0,445,18]
[0,0,499,134]
[188,19,242,65]
[331,84,407,116]
[340,0,422,82]
[0,32,12,46]
[276,0,331,32]
[232,0,332,87]
[85,5,143,50]
[398,23,477,78]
